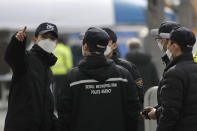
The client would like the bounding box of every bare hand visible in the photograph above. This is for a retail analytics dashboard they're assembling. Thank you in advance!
[140,106,157,120]
[148,108,156,120]
[15,26,27,42]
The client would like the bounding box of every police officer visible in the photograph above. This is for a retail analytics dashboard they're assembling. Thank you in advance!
[57,27,140,131]
[142,27,197,131]
[151,21,181,66]
[102,27,144,104]
[102,28,144,131]
[4,23,58,131]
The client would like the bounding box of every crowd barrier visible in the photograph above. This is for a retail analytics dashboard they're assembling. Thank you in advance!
[144,86,158,131]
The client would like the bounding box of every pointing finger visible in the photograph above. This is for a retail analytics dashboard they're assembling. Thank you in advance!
[22,26,27,33]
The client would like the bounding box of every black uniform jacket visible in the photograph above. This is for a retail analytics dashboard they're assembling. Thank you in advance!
[112,51,144,104]
[156,53,197,131]
[4,35,57,131]
[57,55,140,131]
[125,52,159,92]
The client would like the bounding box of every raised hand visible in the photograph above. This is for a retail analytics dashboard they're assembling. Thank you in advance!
[15,26,27,42]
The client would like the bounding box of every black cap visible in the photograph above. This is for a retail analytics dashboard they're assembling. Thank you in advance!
[160,27,196,48]
[35,22,58,38]
[102,27,117,43]
[159,21,181,34]
[151,21,180,37]
[82,27,110,54]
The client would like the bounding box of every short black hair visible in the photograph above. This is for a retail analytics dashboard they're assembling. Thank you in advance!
[102,28,117,43]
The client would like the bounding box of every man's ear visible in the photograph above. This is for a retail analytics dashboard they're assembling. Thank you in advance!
[112,42,118,50]
[33,37,38,44]
[83,43,89,51]
[108,40,113,46]
[55,39,58,45]
[174,43,181,50]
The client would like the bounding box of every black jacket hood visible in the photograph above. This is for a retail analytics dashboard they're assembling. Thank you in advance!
[78,55,115,82]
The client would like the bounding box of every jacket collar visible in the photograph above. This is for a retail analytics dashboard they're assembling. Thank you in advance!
[78,55,114,82]
[164,52,193,72]
[30,45,57,66]
[161,54,170,66]
[78,55,113,69]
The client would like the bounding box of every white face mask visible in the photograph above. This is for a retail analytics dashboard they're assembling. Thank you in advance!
[156,39,165,53]
[104,46,112,56]
[37,39,56,53]
[166,49,173,61]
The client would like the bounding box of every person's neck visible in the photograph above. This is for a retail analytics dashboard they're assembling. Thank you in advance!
[84,51,91,56]
[173,50,182,58]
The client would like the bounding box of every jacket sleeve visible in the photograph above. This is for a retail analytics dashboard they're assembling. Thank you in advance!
[155,105,163,121]
[129,64,144,104]
[57,75,72,131]
[126,73,140,131]
[156,71,184,131]
[4,34,26,74]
